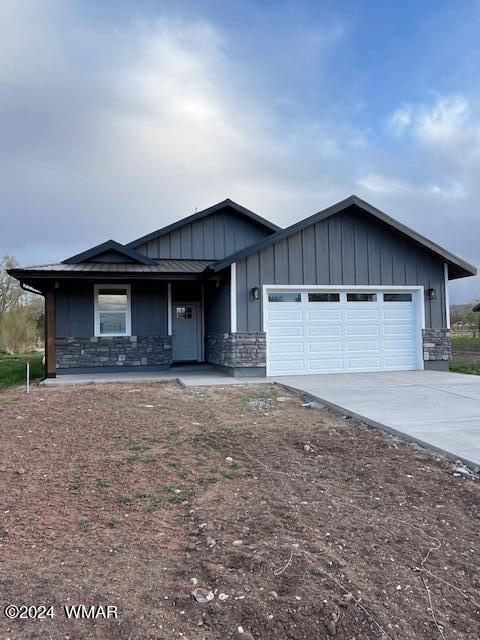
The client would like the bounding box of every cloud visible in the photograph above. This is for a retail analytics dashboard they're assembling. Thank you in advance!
[0,2,365,266]
[0,4,477,303]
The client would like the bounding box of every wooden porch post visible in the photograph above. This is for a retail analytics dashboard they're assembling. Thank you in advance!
[45,289,56,377]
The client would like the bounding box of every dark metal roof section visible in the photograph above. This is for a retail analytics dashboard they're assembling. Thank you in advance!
[62,240,156,265]
[473,303,480,312]
[126,198,282,249]
[8,259,215,280]
[210,195,477,280]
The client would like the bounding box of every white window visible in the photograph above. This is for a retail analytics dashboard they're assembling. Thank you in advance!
[94,284,131,337]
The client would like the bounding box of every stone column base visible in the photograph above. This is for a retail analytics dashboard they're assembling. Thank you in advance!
[205,332,266,376]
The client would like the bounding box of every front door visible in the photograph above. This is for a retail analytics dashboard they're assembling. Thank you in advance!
[172,303,200,362]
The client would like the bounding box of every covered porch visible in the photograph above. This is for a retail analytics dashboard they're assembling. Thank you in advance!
[10,258,232,378]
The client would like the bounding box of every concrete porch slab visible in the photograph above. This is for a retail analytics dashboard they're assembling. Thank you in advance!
[41,365,269,388]
[272,370,480,468]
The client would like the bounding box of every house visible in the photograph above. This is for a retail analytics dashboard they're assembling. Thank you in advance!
[9,195,476,378]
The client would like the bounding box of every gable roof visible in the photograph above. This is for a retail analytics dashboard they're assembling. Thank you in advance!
[209,195,477,280]
[126,198,281,249]
[62,240,156,265]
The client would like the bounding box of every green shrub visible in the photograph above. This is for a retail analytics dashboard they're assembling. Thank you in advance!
[0,309,40,354]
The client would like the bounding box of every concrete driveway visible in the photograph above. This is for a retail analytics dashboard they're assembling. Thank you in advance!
[273,370,480,468]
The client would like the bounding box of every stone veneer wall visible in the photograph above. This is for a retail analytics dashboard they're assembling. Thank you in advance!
[56,336,172,369]
[422,328,451,362]
[205,332,266,369]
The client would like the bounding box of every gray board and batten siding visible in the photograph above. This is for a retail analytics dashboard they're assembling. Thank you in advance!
[55,282,169,338]
[134,208,275,261]
[235,208,447,333]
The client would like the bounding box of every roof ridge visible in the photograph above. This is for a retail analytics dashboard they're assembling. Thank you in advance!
[125,199,281,249]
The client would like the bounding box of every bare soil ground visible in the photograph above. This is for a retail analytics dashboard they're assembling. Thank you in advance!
[0,382,479,640]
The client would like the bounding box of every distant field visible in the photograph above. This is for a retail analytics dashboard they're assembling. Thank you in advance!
[451,335,480,347]
[0,352,44,389]
[450,335,480,374]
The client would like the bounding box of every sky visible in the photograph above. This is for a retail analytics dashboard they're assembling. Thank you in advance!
[1,0,479,303]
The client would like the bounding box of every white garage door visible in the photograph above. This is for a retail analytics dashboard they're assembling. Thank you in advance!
[265,289,422,376]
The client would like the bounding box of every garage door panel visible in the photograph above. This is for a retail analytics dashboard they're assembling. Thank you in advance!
[268,359,306,374]
[266,289,420,375]
[384,339,416,350]
[268,325,304,337]
[346,308,380,320]
[307,341,343,352]
[309,358,345,371]
[346,324,380,336]
[269,341,304,354]
[383,324,414,336]
[305,324,342,338]
[383,307,415,320]
[347,356,382,369]
[346,340,381,351]
[385,355,418,367]
[268,308,303,322]
[307,309,342,321]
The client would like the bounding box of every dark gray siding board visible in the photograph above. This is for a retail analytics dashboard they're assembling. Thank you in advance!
[341,212,356,284]
[354,223,369,284]
[315,219,330,284]
[246,254,260,332]
[132,284,168,336]
[236,260,248,332]
[274,238,289,284]
[288,234,303,284]
[56,284,94,337]
[205,277,230,334]
[138,209,272,260]
[329,216,343,284]
[302,226,317,284]
[56,282,168,337]
[235,210,447,332]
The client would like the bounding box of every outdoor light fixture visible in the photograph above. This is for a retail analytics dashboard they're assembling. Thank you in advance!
[252,286,260,300]
[428,288,437,300]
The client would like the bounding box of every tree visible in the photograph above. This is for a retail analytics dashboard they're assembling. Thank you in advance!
[0,256,45,353]
[0,256,24,315]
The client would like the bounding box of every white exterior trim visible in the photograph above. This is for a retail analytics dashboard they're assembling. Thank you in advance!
[167,283,172,336]
[262,284,425,376]
[444,263,450,329]
[230,263,237,333]
[94,283,131,337]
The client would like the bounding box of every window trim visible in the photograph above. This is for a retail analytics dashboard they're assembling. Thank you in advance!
[94,284,131,337]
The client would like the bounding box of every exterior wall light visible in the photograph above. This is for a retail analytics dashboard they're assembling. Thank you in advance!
[428,288,437,300]
[252,286,260,300]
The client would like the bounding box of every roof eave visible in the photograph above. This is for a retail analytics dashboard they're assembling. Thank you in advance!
[211,195,477,279]
[8,269,207,282]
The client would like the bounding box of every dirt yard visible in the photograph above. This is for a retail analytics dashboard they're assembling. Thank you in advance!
[0,382,479,640]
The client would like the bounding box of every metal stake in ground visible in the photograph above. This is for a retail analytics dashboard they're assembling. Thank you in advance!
[25,359,30,394]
